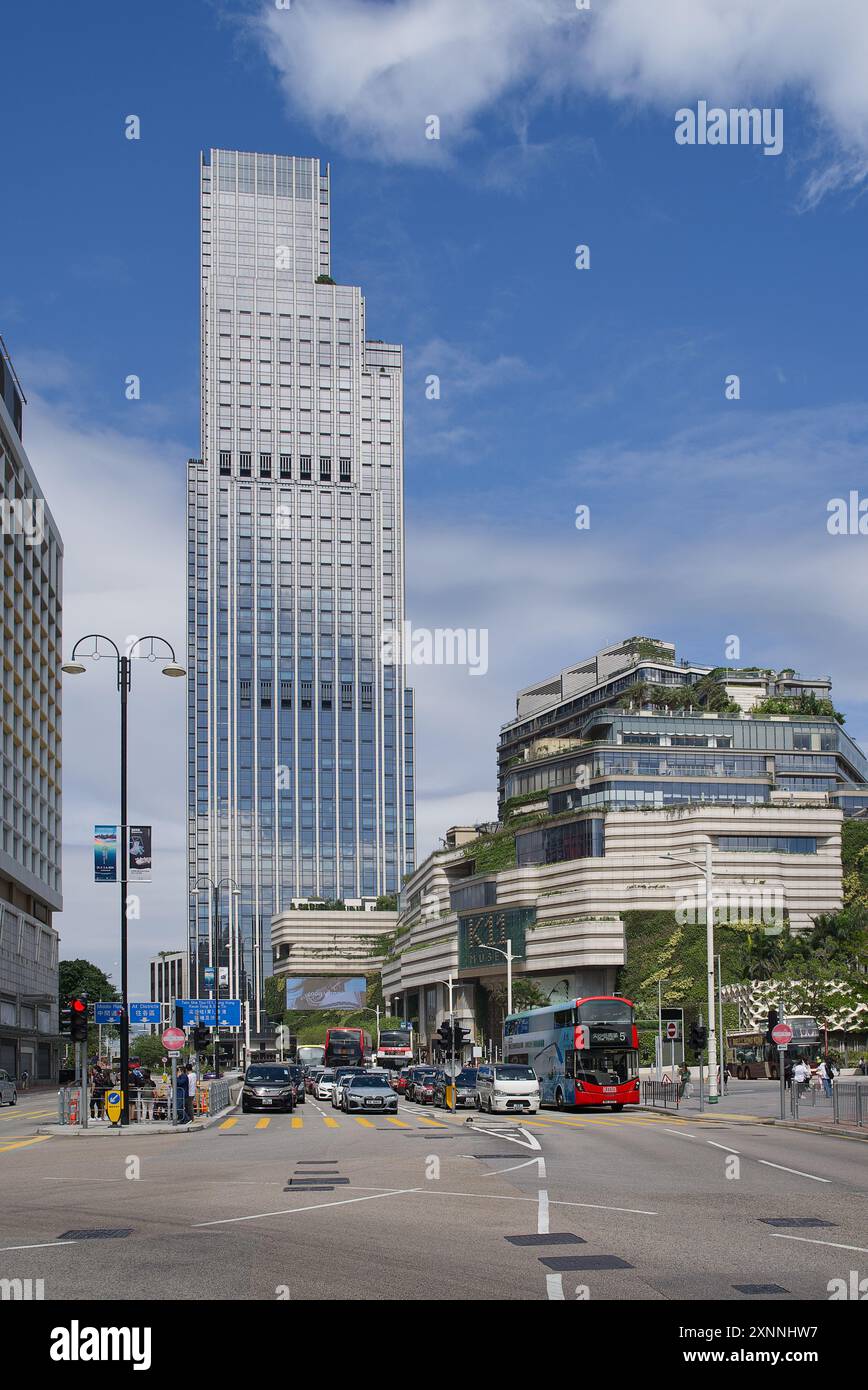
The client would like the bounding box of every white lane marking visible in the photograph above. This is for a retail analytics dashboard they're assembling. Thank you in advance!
[482,1156,546,1179]
[347,1185,657,1215]
[706,1141,739,1154]
[193,1186,422,1227]
[546,1273,564,1300]
[664,1128,697,1139]
[758,1160,830,1183]
[0,1240,77,1252]
[538,1189,550,1235]
[771,1234,868,1254]
[470,1124,541,1151]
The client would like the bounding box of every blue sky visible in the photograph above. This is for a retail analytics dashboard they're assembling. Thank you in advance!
[3,0,868,993]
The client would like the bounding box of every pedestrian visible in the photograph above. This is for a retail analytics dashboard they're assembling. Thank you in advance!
[20,1068,29,1092]
[185,1063,197,1123]
[783,1056,793,1091]
[90,1065,105,1119]
[859,1057,868,1078]
[793,1059,810,1093]
[139,1071,155,1123]
[816,1058,833,1099]
[679,1063,691,1099]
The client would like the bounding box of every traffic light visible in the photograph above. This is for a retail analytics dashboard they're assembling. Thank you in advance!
[435,1022,453,1054]
[60,998,73,1039]
[70,996,89,1043]
[453,1021,470,1050]
[174,1003,185,1029]
[766,1007,779,1041]
[689,1021,707,1056]
[192,1025,209,1052]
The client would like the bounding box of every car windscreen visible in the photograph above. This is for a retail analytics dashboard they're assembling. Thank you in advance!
[319,1070,334,1080]
[246,1067,291,1083]
[455,1072,477,1087]
[349,1076,390,1088]
[494,1066,537,1082]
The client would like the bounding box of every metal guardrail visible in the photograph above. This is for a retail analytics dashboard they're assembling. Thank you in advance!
[641,1080,681,1109]
[833,1081,867,1128]
[206,1079,232,1115]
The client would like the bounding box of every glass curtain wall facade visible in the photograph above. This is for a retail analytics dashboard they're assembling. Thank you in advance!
[188,150,415,1028]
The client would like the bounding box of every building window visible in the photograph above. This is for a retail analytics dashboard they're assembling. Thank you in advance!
[341,682,352,710]
[320,456,331,482]
[339,457,351,483]
[219,451,231,475]
[280,680,292,709]
[260,453,272,477]
[240,679,251,708]
[279,453,291,479]
[717,836,817,854]
[300,455,312,480]
[300,680,312,710]
[361,682,372,711]
[240,452,252,476]
[322,681,332,709]
[261,680,272,708]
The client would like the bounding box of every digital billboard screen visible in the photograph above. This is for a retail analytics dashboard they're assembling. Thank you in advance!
[284,976,367,1010]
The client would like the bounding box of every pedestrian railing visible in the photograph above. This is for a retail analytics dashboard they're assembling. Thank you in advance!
[57,1085,82,1125]
[833,1081,867,1128]
[641,1080,681,1109]
[206,1078,232,1115]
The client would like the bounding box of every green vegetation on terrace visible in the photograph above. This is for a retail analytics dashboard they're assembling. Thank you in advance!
[750,693,844,723]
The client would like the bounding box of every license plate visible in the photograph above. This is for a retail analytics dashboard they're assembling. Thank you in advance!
[261,1099,272,1105]
[365,1099,383,1107]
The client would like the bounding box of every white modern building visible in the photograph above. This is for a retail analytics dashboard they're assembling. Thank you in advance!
[147,950,189,1033]
[0,335,63,1082]
[188,150,415,1029]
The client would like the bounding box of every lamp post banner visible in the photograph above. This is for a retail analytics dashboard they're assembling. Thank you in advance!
[458,908,533,969]
[128,824,152,881]
[94,825,118,883]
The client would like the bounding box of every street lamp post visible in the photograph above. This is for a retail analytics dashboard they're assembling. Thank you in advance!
[194,875,239,1079]
[483,940,513,1017]
[660,845,719,1104]
[63,635,185,1125]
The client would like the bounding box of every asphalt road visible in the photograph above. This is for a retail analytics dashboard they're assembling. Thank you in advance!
[0,1093,866,1301]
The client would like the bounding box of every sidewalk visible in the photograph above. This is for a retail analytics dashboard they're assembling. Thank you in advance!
[639,1079,868,1140]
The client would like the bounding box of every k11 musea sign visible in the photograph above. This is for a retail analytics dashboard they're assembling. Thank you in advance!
[458,908,534,969]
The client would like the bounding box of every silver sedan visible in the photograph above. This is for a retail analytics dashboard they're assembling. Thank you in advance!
[0,1069,18,1106]
[342,1074,398,1114]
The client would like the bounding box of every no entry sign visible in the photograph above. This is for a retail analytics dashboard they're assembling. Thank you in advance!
[162,1026,186,1052]
[771,1022,793,1047]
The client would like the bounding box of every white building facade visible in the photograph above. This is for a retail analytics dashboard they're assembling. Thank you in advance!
[188,151,415,1028]
[0,337,63,1081]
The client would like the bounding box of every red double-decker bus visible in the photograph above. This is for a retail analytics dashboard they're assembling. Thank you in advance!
[323,1027,373,1068]
[503,995,640,1110]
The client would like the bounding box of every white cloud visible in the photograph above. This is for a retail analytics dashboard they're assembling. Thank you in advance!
[254,0,868,197]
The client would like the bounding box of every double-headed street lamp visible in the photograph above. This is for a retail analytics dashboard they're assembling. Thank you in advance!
[194,875,240,1078]
[63,635,185,1125]
[659,845,719,1104]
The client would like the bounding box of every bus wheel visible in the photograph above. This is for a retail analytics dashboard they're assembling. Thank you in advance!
[612,1104,623,1112]
[555,1088,564,1111]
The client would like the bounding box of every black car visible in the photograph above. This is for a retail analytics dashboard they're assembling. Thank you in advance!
[240,1064,296,1113]
[435,1068,478,1109]
[287,1063,306,1104]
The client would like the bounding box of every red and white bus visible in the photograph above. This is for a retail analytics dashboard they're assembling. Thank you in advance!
[375,1029,413,1073]
[503,995,640,1110]
[324,1027,373,1068]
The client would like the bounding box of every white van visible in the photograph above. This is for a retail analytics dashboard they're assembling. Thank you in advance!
[475,1063,540,1115]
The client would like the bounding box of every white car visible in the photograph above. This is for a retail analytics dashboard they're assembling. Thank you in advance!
[332,1069,363,1108]
[475,1064,540,1115]
[0,1069,17,1106]
[316,1068,336,1101]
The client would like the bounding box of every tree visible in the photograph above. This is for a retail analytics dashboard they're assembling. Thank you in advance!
[490,979,547,1018]
[129,1034,172,1070]
[59,959,119,1003]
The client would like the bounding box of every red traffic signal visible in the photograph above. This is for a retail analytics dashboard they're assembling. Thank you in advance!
[70,996,89,1042]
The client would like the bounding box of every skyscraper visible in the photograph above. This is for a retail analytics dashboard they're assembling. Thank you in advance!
[188,150,415,1028]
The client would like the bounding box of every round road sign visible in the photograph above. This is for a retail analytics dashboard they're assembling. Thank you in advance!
[771,1022,793,1046]
[162,1025,186,1051]
[665,1021,679,1039]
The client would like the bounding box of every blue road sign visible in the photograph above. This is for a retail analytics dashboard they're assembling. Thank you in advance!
[130,1002,162,1026]
[94,1002,123,1025]
[177,998,242,1027]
